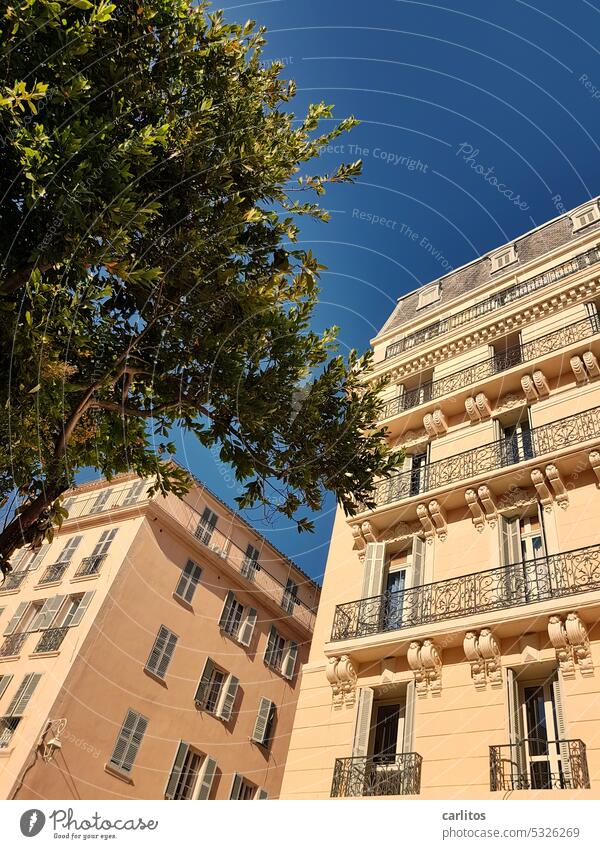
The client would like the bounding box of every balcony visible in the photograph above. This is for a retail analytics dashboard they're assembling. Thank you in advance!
[381,314,600,420]
[0,717,20,748]
[330,754,423,797]
[490,739,590,791]
[331,543,600,641]
[33,627,69,653]
[0,633,28,658]
[370,405,600,510]
[385,243,600,360]
[38,561,69,585]
[0,571,28,593]
[73,554,107,578]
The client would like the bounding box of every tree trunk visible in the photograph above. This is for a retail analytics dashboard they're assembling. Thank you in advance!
[0,486,63,574]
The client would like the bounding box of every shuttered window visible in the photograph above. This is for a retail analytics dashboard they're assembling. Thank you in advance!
[219,592,257,646]
[90,489,111,514]
[174,560,202,604]
[64,591,94,627]
[6,673,42,717]
[194,660,238,721]
[281,641,298,680]
[230,774,259,800]
[164,743,210,800]
[241,544,260,580]
[34,595,66,631]
[195,508,217,545]
[3,602,29,636]
[281,579,298,614]
[91,528,118,558]
[26,544,50,572]
[122,480,147,506]
[58,536,83,563]
[251,698,276,748]
[0,674,13,702]
[109,709,148,773]
[145,626,178,679]
[352,688,374,758]
[264,627,297,679]
[238,608,257,647]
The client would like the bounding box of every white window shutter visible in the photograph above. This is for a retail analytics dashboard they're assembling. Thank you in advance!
[352,687,374,757]
[27,544,50,571]
[218,591,236,630]
[281,641,298,680]
[410,536,426,588]
[217,675,239,721]
[402,680,416,753]
[68,592,95,627]
[164,740,189,799]
[552,672,572,786]
[110,710,148,773]
[196,756,218,800]
[35,595,66,631]
[263,625,278,665]
[500,516,520,566]
[194,658,215,705]
[229,773,243,800]
[251,697,274,745]
[238,608,257,647]
[361,542,386,598]
[6,672,42,717]
[59,536,82,562]
[3,602,29,636]
[504,668,525,781]
[0,674,13,701]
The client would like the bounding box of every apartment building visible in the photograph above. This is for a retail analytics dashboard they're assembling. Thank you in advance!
[280,198,600,799]
[0,472,319,800]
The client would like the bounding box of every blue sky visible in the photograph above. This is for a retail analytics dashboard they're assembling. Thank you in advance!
[174,0,600,582]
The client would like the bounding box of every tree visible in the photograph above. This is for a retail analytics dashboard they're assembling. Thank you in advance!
[0,0,401,573]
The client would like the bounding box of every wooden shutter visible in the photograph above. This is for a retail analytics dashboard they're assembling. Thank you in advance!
[251,697,275,745]
[505,668,524,782]
[27,544,50,571]
[123,480,146,506]
[256,788,268,799]
[92,528,118,557]
[157,630,177,678]
[402,680,416,753]
[410,536,426,588]
[500,516,520,565]
[229,773,243,800]
[59,536,82,562]
[146,626,177,678]
[552,672,572,786]
[194,658,215,705]
[164,740,189,799]
[263,626,278,665]
[36,595,66,630]
[196,756,218,800]
[0,674,13,701]
[281,640,298,680]
[68,592,95,627]
[217,675,239,721]
[6,672,42,717]
[91,489,111,512]
[352,688,374,757]
[219,591,236,630]
[110,709,148,773]
[238,608,257,647]
[361,542,386,598]
[3,602,28,636]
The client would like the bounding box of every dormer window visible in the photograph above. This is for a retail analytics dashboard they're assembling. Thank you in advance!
[570,202,600,232]
[490,245,517,273]
[417,283,440,310]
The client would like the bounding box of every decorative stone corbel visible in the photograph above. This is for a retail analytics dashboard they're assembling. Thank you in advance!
[548,613,593,679]
[521,374,538,402]
[589,451,600,483]
[531,468,553,511]
[408,639,442,696]
[477,485,498,526]
[361,521,379,543]
[583,350,600,378]
[428,500,447,540]
[545,464,569,509]
[326,655,358,706]
[432,408,448,435]
[463,629,502,689]
[465,396,480,423]
[465,489,485,532]
[532,370,550,398]
[417,503,436,542]
[570,355,587,385]
[351,524,366,554]
[475,393,492,420]
[423,413,437,439]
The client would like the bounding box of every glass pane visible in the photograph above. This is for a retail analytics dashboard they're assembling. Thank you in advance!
[372,704,400,763]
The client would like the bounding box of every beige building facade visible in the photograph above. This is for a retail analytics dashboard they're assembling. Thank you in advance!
[281,198,600,799]
[0,473,319,800]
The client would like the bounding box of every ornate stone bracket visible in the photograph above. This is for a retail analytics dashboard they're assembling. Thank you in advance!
[407,639,442,697]
[583,350,600,378]
[424,408,448,438]
[532,370,550,398]
[548,613,593,679]
[570,355,587,385]
[465,396,479,423]
[478,485,498,526]
[417,501,447,541]
[465,489,485,532]
[463,629,502,689]
[531,468,554,511]
[521,374,538,402]
[326,655,358,706]
[545,464,569,509]
[589,451,600,484]
[475,392,492,420]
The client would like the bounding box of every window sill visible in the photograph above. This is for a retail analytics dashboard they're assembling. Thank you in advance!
[0,654,21,663]
[172,592,194,612]
[104,763,134,784]
[0,747,14,758]
[143,667,167,687]
[35,580,62,589]
[28,651,60,659]
[70,573,100,584]
[0,589,21,597]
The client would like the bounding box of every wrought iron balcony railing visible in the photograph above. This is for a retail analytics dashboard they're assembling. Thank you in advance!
[331,543,600,641]
[0,632,28,658]
[0,717,20,748]
[385,243,600,360]
[382,314,600,419]
[490,738,590,791]
[33,626,69,653]
[330,753,423,797]
[372,405,600,508]
[0,571,28,593]
[73,554,107,578]
[38,561,70,585]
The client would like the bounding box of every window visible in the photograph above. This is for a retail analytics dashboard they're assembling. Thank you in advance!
[145,625,178,679]
[109,709,148,774]
[58,536,83,563]
[500,414,534,465]
[281,579,298,614]
[164,741,218,800]
[41,536,83,583]
[264,626,298,680]
[251,698,276,749]
[571,202,600,232]
[122,480,147,506]
[76,529,118,577]
[229,774,268,800]
[407,451,428,498]
[241,544,260,581]
[89,489,111,514]
[174,559,202,604]
[194,658,239,721]
[0,674,41,748]
[491,331,522,374]
[490,245,517,272]
[219,591,257,646]
[0,675,13,701]
[417,283,440,310]
[195,507,217,545]
[92,528,118,558]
